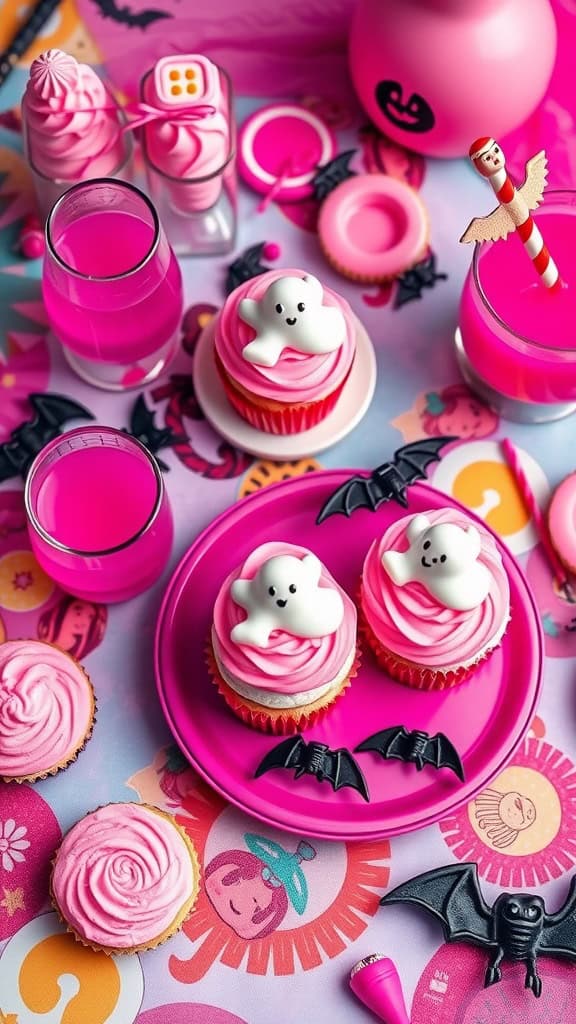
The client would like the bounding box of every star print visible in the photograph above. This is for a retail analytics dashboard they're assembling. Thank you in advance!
[0,1011,19,1024]
[11,572,33,591]
[0,886,25,917]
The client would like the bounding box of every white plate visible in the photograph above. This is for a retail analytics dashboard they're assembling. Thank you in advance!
[193,316,377,460]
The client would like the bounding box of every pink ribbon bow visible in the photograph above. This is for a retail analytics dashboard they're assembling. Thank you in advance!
[123,101,217,133]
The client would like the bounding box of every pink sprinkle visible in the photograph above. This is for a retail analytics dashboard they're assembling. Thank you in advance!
[262,242,281,261]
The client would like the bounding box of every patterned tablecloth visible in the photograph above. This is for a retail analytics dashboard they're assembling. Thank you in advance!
[1,5,576,1023]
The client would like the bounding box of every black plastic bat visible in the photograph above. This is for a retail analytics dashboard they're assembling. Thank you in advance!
[225,244,273,295]
[0,393,95,483]
[356,726,464,781]
[394,252,447,309]
[381,862,576,997]
[254,736,369,801]
[316,437,457,523]
[313,150,357,201]
[89,0,172,27]
[123,394,186,472]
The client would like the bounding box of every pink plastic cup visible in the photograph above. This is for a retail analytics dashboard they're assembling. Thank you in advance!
[456,190,576,423]
[42,179,183,391]
[24,426,173,604]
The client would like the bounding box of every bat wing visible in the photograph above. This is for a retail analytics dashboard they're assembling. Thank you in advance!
[30,393,95,427]
[459,205,514,244]
[254,737,305,778]
[316,475,374,524]
[381,863,493,947]
[355,726,409,761]
[331,750,369,801]
[313,151,357,201]
[0,449,17,484]
[225,244,268,294]
[541,876,576,960]
[393,437,458,486]
[427,734,465,781]
[518,150,548,211]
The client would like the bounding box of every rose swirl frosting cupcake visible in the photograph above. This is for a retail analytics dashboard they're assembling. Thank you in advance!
[51,802,199,954]
[210,541,358,732]
[214,268,357,434]
[0,639,95,783]
[360,509,510,689]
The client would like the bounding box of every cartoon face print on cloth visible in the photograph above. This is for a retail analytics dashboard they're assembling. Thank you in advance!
[381,513,491,611]
[238,274,346,367]
[230,552,344,648]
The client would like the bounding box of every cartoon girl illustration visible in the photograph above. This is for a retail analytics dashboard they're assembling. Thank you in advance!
[474,788,537,849]
[421,386,498,440]
[204,834,316,940]
[37,595,107,658]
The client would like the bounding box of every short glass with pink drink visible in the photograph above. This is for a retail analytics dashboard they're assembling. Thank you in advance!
[457,190,576,422]
[42,179,183,391]
[25,427,173,603]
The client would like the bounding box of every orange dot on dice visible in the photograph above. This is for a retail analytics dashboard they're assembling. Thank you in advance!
[171,85,182,95]
[185,69,196,79]
[186,83,197,94]
[169,70,180,80]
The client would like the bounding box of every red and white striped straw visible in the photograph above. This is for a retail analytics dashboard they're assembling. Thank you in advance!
[469,137,561,290]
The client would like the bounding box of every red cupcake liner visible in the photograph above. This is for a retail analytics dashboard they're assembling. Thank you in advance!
[206,644,360,735]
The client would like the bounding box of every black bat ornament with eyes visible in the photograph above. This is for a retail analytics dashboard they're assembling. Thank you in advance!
[0,393,95,483]
[316,437,457,523]
[381,862,576,997]
[356,726,464,781]
[254,736,369,801]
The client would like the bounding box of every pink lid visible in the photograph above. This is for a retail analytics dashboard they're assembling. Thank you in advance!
[238,103,336,202]
[318,174,428,281]
[548,473,576,569]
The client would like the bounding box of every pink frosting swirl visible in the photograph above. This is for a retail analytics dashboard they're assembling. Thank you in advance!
[212,542,357,696]
[52,804,196,949]
[0,641,93,778]
[214,269,357,404]
[361,509,510,669]
[23,49,127,181]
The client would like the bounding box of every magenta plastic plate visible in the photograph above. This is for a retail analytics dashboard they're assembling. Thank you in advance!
[154,472,543,841]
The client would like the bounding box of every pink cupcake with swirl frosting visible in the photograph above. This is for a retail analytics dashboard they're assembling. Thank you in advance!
[360,509,510,690]
[0,640,95,783]
[51,802,199,953]
[214,269,357,434]
[211,541,358,733]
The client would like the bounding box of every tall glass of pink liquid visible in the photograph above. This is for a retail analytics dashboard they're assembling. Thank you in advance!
[25,426,173,603]
[42,179,183,391]
[456,191,576,423]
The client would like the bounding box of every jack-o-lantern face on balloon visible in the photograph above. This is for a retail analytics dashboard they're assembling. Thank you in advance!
[375,80,435,134]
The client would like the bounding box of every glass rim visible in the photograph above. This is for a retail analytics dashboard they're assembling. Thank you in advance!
[24,425,165,557]
[473,188,576,355]
[45,178,161,283]
[139,67,236,184]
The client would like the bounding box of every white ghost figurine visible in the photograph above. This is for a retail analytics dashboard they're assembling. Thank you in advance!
[230,552,344,648]
[381,514,491,611]
[238,274,346,367]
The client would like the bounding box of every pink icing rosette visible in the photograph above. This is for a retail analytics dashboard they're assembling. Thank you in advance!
[212,541,357,700]
[214,269,357,405]
[51,803,197,950]
[0,640,94,780]
[361,509,510,675]
[22,49,127,182]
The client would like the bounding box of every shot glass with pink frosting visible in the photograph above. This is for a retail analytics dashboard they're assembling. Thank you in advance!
[137,54,236,256]
[22,49,132,222]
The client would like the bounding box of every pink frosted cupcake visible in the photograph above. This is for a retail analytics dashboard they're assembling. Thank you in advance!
[214,269,357,434]
[51,802,199,954]
[360,509,510,690]
[0,639,95,783]
[210,541,358,732]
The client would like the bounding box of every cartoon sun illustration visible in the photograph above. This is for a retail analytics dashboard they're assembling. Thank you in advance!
[440,737,576,886]
[0,553,54,613]
[238,458,321,498]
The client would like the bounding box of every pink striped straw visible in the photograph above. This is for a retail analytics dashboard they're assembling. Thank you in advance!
[500,437,572,597]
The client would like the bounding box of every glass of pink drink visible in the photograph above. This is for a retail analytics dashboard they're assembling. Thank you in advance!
[25,427,173,603]
[457,191,576,422]
[42,179,183,391]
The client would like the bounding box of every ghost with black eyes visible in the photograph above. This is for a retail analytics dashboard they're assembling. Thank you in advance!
[230,552,344,648]
[238,273,347,367]
[381,513,491,611]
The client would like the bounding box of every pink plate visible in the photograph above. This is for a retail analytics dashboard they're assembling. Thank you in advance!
[154,472,543,841]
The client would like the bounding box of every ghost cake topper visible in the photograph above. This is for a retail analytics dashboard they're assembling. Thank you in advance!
[238,274,346,367]
[381,513,491,611]
[231,552,344,648]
